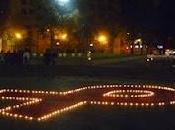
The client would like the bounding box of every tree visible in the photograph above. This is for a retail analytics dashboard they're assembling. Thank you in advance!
[30,0,77,49]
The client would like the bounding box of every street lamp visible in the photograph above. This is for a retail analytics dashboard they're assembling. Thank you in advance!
[134,38,142,44]
[56,42,60,46]
[97,34,108,45]
[15,32,22,40]
[60,33,68,41]
[46,29,50,32]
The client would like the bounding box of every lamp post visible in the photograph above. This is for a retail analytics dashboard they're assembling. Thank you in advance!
[96,33,109,53]
[15,32,23,51]
[97,34,108,45]
[15,32,22,40]
[134,38,144,55]
[60,33,68,41]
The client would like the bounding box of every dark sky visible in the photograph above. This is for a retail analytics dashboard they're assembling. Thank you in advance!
[121,0,175,33]
[1,0,175,37]
[78,0,175,37]
[0,0,9,25]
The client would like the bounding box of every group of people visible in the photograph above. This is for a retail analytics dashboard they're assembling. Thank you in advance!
[0,49,31,65]
[43,49,57,65]
[0,49,57,65]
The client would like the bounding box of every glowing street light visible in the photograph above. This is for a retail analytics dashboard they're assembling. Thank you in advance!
[56,42,60,46]
[60,33,68,41]
[97,34,108,45]
[46,29,50,32]
[15,32,22,40]
[134,38,142,45]
[90,43,93,47]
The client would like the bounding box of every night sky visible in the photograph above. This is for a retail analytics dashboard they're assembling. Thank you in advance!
[1,0,175,38]
[121,0,175,34]
[78,0,175,38]
[0,0,9,26]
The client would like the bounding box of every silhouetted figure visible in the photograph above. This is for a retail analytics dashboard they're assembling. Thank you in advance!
[0,51,5,64]
[12,51,18,65]
[44,49,56,65]
[44,49,50,65]
[17,50,23,65]
[23,49,30,65]
[50,50,57,65]
[5,51,11,65]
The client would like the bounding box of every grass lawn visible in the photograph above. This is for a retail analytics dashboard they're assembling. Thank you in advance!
[31,53,145,66]
[0,76,175,130]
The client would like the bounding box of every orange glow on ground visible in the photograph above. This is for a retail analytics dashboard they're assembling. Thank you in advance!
[0,85,175,121]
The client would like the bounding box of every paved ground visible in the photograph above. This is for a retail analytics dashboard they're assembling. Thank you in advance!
[0,56,175,130]
[0,57,174,83]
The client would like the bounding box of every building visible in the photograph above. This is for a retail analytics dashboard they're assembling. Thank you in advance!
[0,0,80,53]
[79,0,127,55]
[0,0,9,52]
[0,0,132,54]
[7,0,36,26]
[0,0,52,53]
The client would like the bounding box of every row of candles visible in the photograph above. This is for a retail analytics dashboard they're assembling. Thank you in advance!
[0,84,174,121]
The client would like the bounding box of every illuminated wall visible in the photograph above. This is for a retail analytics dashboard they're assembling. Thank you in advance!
[0,38,2,52]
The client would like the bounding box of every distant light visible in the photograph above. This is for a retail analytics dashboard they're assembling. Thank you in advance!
[60,33,68,41]
[15,33,22,39]
[90,43,93,47]
[88,57,92,61]
[165,49,175,56]
[46,29,50,32]
[135,45,139,49]
[157,45,164,49]
[97,34,108,45]
[134,38,142,44]
[56,42,60,46]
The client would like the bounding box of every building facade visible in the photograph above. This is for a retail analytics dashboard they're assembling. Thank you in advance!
[0,0,52,53]
[0,0,135,55]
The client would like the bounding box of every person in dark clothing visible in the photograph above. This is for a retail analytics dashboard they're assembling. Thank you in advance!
[17,50,23,65]
[0,51,5,64]
[5,51,11,65]
[44,49,50,65]
[23,49,31,65]
[43,49,57,65]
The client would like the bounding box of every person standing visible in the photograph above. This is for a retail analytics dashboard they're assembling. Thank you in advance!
[23,49,31,65]
[0,51,5,64]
